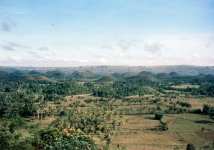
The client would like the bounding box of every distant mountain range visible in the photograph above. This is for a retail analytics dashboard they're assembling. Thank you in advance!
[1,65,214,76]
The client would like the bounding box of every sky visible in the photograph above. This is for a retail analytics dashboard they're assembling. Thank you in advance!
[0,0,214,67]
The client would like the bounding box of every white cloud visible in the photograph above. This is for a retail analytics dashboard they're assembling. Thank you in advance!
[0,32,214,66]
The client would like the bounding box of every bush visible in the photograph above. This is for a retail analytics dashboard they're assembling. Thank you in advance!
[9,116,25,131]
[189,108,202,114]
[203,104,210,114]
[35,128,98,150]
[154,112,164,120]
[208,108,214,119]
[202,104,214,118]
[59,110,66,116]
[159,121,168,131]
[166,105,188,114]
[0,124,33,150]
[177,101,191,108]
[186,143,196,150]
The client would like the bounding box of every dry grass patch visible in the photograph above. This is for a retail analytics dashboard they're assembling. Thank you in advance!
[187,97,214,109]
[111,115,184,150]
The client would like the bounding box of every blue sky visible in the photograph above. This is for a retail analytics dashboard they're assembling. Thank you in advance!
[0,0,214,66]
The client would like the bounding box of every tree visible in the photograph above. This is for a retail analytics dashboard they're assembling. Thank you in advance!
[202,104,210,114]
[35,128,98,150]
[154,112,164,120]
[186,144,196,150]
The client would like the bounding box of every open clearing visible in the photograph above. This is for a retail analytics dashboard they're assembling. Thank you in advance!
[110,113,214,150]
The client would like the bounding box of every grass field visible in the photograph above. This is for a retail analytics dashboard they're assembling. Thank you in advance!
[110,113,214,150]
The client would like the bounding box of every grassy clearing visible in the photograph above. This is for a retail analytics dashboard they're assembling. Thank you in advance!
[111,115,184,150]
[171,84,199,89]
[110,113,214,150]
[187,97,214,109]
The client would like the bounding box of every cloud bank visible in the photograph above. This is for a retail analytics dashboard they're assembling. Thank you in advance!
[1,33,213,67]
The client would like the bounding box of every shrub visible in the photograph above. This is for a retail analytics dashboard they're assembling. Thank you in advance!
[159,120,168,131]
[203,104,210,114]
[186,143,196,150]
[208,108,214,119]
[0,124,33,150]
[202,104,214,118]
[177,101,191,108]
[154,112,164,120]
[189,108,202,114]
[35,128,98,150]
[59,110,66,116]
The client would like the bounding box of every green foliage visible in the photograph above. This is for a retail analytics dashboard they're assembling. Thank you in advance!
[189,108,202,114]
[186,144,196,150]
[154,112,164,120]
[53,103,115,135]
[203,104,210,114]
[0,79,89,117]
[203,104,214,114]
[195,84,214,97]
[0,119,98,150]
[159,121,168,131]
[35,128,97,150]
[202,104,214,119]
[177,101,191,108]
[1,69,214,150]
[0,91,38,117]
[166,104,188,114]
[0,123,34,150]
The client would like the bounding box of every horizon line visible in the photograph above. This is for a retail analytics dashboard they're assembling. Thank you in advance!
[0,64,214,68]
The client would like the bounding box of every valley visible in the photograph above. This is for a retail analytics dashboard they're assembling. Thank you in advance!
[0,67,214,150]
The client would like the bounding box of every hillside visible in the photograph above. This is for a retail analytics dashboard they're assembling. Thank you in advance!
[1,65,214,76]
